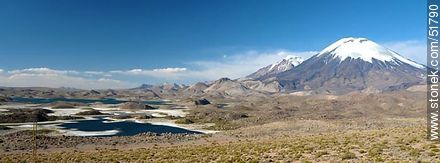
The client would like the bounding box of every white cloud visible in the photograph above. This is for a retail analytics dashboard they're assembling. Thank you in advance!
[110,67,188,80]
[106,50,317,83]
[0,50,317,88]
[382,40,426,64]
[153,67,187,73]
[84,71,105,75]
[182,50,317,81]
[84,71,112,77]
[0,68,135,89]
[8,67,79,75]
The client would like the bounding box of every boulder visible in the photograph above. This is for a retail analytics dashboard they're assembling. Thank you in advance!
[120,102,157,110]
[194,98,210,105]
[0,96,12,102]
[90,90,101,94]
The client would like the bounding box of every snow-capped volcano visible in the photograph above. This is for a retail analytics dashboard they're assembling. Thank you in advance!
[317,37,424,69]
[247,55,304,79]
[272,37,426,94]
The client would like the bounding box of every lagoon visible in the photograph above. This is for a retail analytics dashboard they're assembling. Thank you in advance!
[57,117,202,137]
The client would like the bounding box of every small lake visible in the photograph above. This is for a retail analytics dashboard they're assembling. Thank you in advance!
[57,118,202,137]
[12,97,168,105]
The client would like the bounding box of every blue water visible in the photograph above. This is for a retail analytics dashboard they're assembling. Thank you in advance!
[58,118,202,137]
[12,97,167,105]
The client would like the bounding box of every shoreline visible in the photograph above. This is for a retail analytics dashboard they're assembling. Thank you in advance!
[0,102,218,137]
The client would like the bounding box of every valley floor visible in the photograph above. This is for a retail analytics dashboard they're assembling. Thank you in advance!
[1,118,439,162]
[0,90,438,162]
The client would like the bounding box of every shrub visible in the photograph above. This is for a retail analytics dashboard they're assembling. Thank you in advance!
[315,151,328,158]
[409,148,420,157]
[175,118,194,124]
[341,151,356,160]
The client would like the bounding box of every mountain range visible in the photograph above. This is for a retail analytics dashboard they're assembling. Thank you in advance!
[0,37,426,99]
[263,37,425,94]
[187,37,426,95]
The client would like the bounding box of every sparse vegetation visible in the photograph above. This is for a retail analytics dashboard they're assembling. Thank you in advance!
[184,107,248,130]
[34,129,56,134]
[315,151,328,158]
[341,151,356,160]
[175,118,194,124]
[1,126,437,162]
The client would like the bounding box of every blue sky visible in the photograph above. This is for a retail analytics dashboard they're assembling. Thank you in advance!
[0,0,426,89]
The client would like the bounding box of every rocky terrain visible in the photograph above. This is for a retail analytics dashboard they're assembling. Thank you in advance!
[0,108,82,123]
[0,87,433,161]
[0,96,12,103]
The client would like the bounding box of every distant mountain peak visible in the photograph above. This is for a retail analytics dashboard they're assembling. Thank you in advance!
[138,84,153,89]
[268,55,304,71]
[247,55,304,79]
[318,37,424,69]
